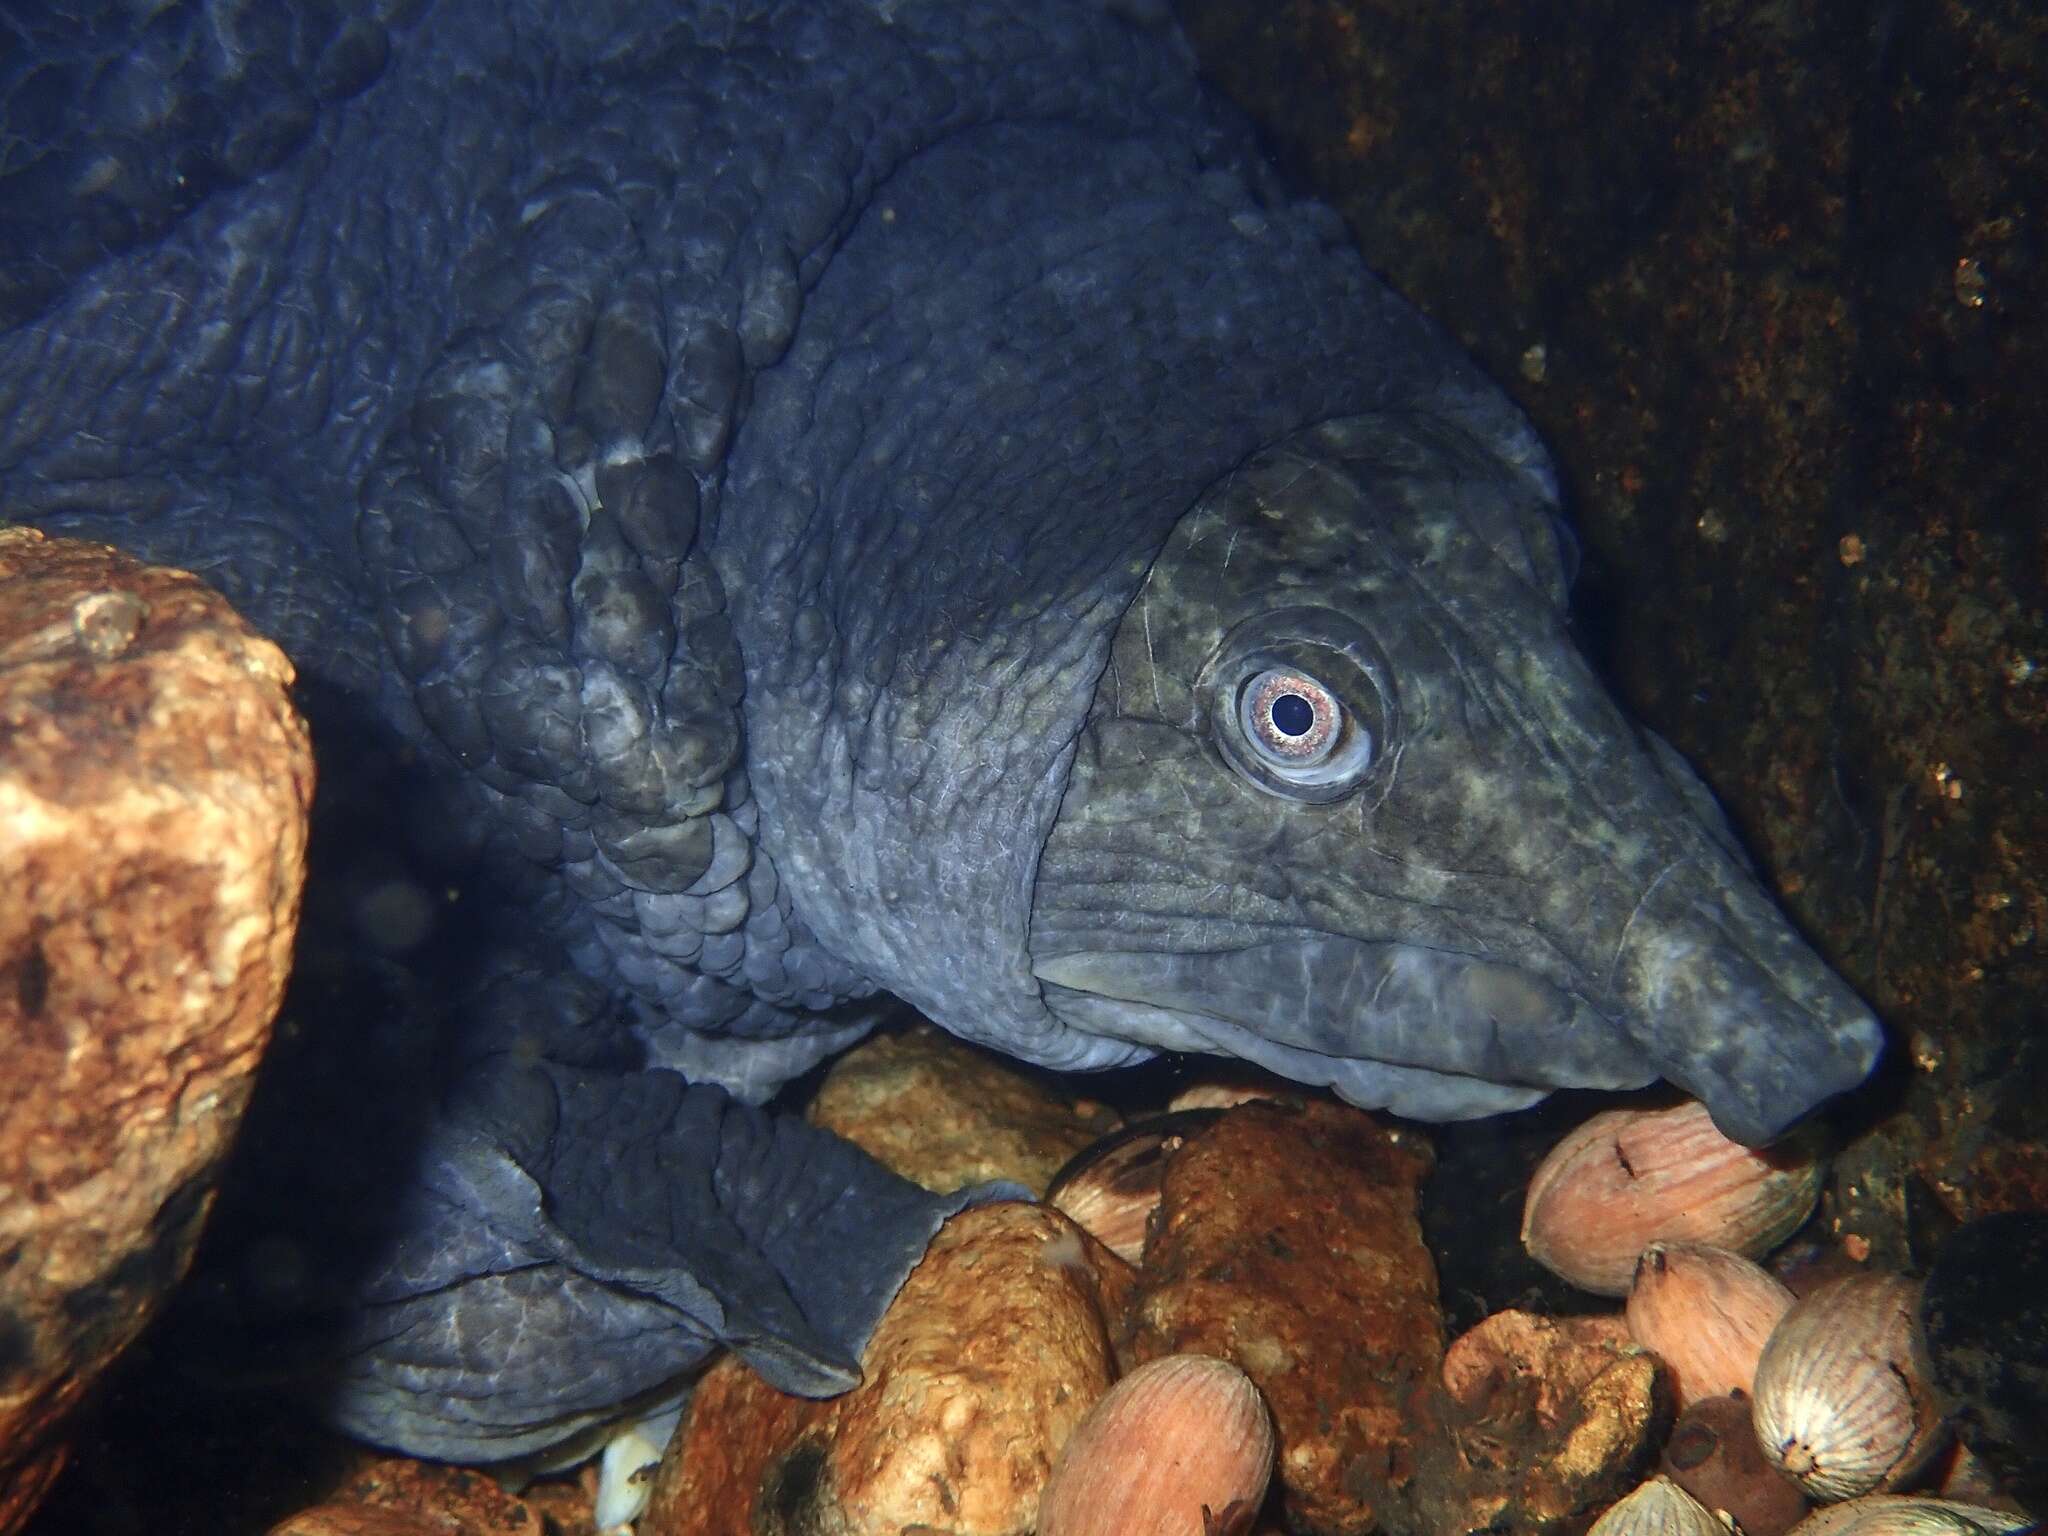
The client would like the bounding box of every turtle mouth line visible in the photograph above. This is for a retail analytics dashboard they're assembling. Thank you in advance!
[1032,936,1657,1099]
[1033,976,1564,1121]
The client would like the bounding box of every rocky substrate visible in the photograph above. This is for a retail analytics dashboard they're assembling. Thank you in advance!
[14,1014,2046,1535]
[162,1025,2036,1536]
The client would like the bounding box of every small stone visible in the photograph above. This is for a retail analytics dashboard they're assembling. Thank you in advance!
[807,1024,1122,1195]
[644,1201,1137,1535]
[1440,1310,1636,1434]
[1660,1393,1809,1536]
[1437,1310,1674,1534]
[0,530,313,1535]
[1121,1099,1440,1535]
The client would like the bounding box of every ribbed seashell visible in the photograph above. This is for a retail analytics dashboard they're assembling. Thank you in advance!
[1784,1496,2034,1536]
[1587,1475,1729,1536]
[1037,1354,1274,1536]
[1522,1100,1825,1296]
[1045,1112,1218,1266]
[1627,1241,1796,1408]
[1751,1272,1947,1501]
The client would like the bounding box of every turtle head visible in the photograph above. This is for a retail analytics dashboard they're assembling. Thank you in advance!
[1028,415,1883,1145]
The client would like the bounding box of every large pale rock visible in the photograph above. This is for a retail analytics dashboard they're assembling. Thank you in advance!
[644,1201,1137,1536]
[808,1024,1121,1196]
[1122,1099,1443,1536]
[0,529,313,1534]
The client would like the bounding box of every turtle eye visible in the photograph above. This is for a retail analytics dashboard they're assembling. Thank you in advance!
[1240,669,1343,767]
[1202,608,1395,803]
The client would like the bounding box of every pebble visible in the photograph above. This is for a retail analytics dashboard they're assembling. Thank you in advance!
[1438,1309,1674,1533]
[807,1024,1122,1195]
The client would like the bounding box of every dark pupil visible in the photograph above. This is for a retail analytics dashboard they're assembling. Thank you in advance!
[1270,692,1315,737]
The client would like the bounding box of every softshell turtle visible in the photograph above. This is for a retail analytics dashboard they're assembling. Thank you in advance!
[0,0,1882,1464]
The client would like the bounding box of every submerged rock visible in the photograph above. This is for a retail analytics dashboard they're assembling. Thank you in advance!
[1123,1099,1441,1536]
[808,1024,1122,1196]
[644,1201,1136,1536]
[0,530,312,1534]
[264,1457,558,1536]
[1436,1310,1673,1534]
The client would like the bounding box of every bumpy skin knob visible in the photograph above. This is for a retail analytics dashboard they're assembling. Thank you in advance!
[354,170,873,1066]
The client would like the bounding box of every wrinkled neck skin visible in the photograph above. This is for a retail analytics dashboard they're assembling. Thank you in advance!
[1030,417,1884,1145]
[714,109,1516,1070]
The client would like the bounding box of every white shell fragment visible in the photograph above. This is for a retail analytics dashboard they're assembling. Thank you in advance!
[593,1402,686,1530]
[1588,1475,1730,1536]
[1751,1272,1946,1502]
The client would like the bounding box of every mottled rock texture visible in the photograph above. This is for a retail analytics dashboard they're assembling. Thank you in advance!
[1124,1099,1440,1536]
[644,1201,1136,1536]
[1437,1311,1673,1535]
[265,1458,558,1536]
[808,1025,1121,1196]
[0,529,312,1534]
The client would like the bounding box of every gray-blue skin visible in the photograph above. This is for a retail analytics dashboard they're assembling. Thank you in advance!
[1,0,1883,1466]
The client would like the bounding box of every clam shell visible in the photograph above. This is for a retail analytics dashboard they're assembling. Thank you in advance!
[1522,1100,1824,1296]
[1784,1496,2034,1536]
[1037,1353,1275,1536]
[1588,1475,1729,1536]
[1045,1112,1219,1266]
[1627,1241,1796,1408]
[1751,1272,1947,1502]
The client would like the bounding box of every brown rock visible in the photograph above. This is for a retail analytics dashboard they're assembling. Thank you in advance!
[643,1357,803,1536]
[266,1456,554,1536]
[1121,1099,1441,1536]
[1435,1310,1674,1534]
[0,529,313,1535]
[807,1024,1122,1195]
[1441,1311,1634,1435]
[1660,1393,1809,1536]
[271,1511,437,1536]
[644,1201,1137,1536]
